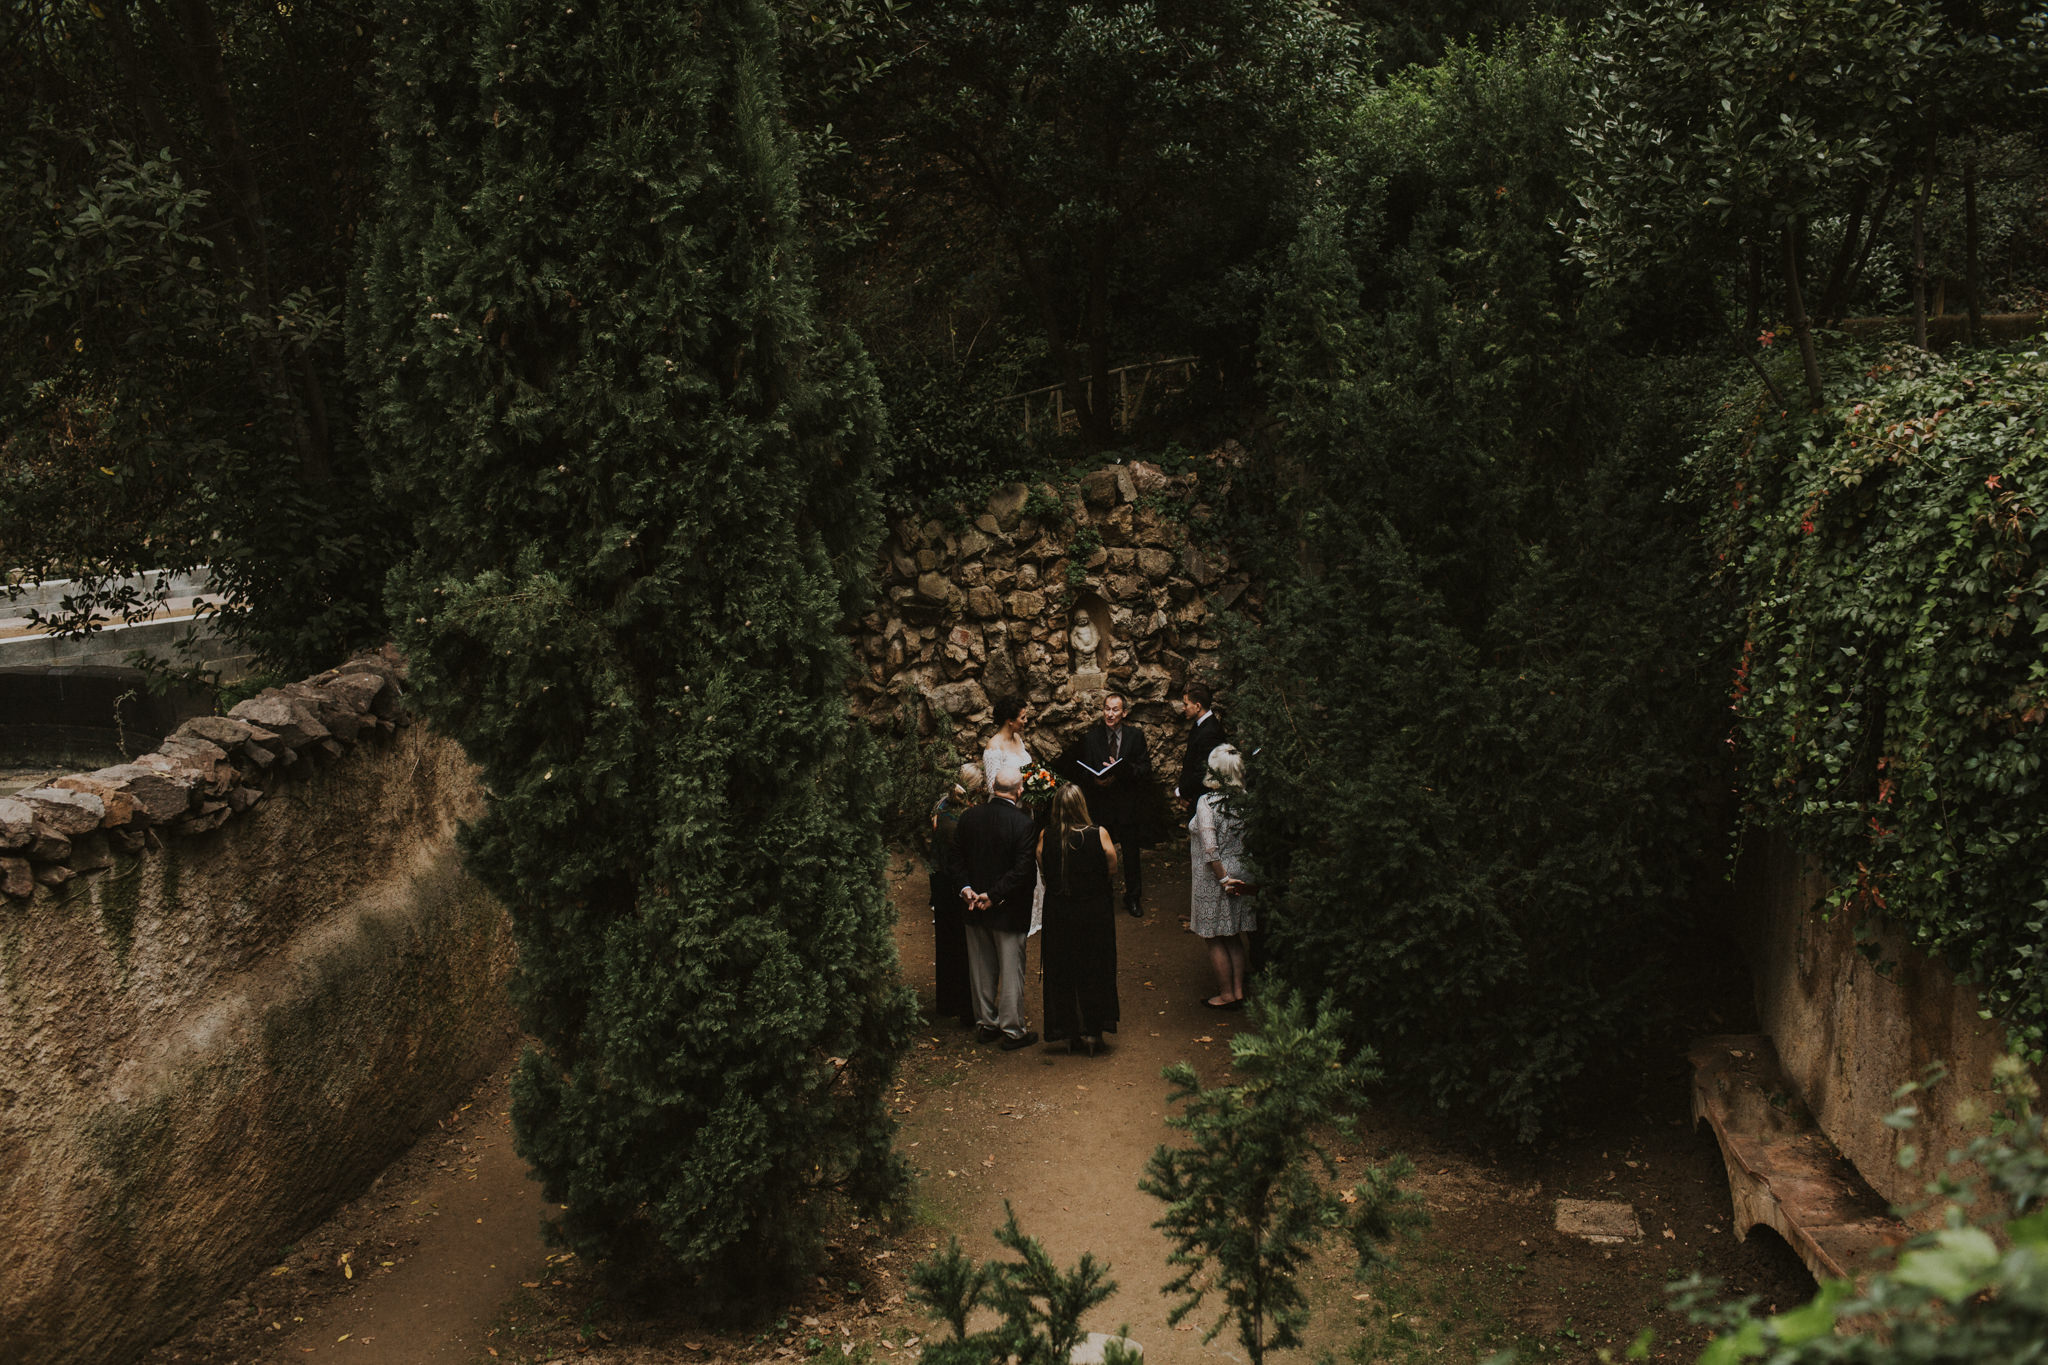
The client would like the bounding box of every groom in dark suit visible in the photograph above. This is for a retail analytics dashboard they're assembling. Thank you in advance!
[951,764,1040,1050]
[1176,682,1226,806]
[1061,691,1152,916]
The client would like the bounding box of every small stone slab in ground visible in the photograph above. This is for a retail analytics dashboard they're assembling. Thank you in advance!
[1070,1332,1143,1363]
[1554,1198,1643,1244]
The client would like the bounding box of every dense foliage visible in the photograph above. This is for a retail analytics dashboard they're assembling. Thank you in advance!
[1705,341,2048,1056]
[354,0,913,1293]
[787,0,1363,450]
[1231,32,1726,1138]
[1571,0,2048,402]
[0,2,388,674]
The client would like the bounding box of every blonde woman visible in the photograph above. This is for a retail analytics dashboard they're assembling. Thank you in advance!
[1037,783,1121,1054]
[1189,744,1252,1008]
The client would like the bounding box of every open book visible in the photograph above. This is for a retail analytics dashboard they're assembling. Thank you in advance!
[1075,756,1121,778]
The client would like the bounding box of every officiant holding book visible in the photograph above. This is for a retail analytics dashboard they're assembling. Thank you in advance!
[1059,692,1153,917]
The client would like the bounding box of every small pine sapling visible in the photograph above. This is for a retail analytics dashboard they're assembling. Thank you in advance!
[906,1237,986,1350]
[909,1203,1131,1365]
[1141,991,1424,1364]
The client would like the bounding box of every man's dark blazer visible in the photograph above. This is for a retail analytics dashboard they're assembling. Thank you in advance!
[951,796,1039,934]
[1176,712,1227,802]
[1061,721,1152,831]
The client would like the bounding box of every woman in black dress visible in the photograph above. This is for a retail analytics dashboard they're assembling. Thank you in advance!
[1037,782,1121,1055]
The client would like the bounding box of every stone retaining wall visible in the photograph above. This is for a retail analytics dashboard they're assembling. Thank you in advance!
[0,649,515,1365]
[851,451,1254,758]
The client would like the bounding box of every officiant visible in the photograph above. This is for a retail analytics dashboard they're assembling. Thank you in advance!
[1057,691,1153,917]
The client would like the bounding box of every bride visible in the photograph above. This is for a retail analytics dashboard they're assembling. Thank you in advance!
[982,695,1035,790]
[982,695,1046,934]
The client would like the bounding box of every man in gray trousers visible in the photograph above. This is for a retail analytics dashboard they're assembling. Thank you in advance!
[951,764,1040,1050]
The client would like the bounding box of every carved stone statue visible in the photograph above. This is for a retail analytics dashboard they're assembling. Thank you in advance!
[1069,609,1100,666]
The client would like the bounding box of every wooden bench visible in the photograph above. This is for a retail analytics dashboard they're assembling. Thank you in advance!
[1689,1034,1906,1283]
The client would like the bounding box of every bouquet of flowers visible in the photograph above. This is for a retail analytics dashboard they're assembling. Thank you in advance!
[1020,765,1058,806]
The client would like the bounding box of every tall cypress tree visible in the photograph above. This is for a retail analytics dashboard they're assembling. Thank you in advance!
[353,0,913,1291]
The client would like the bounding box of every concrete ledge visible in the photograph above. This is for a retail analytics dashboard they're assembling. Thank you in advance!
[1733,836,2043,1215]
[1690,1034,1904,1283]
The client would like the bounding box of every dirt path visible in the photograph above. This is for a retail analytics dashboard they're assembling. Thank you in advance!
[266,1090,553,1362]
[146,1073,554,1365]
[156,847,1815,1365]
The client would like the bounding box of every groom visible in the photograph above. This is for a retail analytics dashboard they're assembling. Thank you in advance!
[952,764,1040,1050]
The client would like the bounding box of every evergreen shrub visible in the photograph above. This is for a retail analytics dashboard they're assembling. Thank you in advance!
[354,0,913,1293]
[1142,993,1422,1365]
[908,1208,1131,1365]
[1231,32,1724,1138]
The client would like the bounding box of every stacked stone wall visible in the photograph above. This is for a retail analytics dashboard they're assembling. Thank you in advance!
[852,450,1254,760]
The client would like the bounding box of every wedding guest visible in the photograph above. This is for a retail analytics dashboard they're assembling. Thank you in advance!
[928,763,981,1027]
[1059,691,1152,916]
[1189,744,1253,1009]
[1038,783,1121,1055]
[952,764,1040,1050]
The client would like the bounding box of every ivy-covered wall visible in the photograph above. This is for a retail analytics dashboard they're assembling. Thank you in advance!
[1706,341,2048,1062]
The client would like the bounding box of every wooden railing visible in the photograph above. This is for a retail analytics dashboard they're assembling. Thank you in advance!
[993,356,1201,437]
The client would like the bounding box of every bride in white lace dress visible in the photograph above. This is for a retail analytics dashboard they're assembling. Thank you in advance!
[982,696,1045,934]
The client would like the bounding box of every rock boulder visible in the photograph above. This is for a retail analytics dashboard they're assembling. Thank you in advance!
[17,788,106,839]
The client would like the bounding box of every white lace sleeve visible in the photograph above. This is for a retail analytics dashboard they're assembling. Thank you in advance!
[1194,796,1223,862]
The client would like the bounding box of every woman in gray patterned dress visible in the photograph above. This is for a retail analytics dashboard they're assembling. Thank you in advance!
[1188,744,1252,1008]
